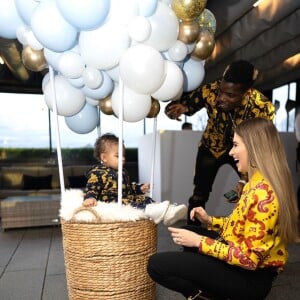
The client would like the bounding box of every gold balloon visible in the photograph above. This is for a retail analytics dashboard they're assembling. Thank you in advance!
[198,8,217,34]
[178,20,200,44]
[21,46,48,72]
[147,99,160,118]
[191,29,215,60]
[172,0,207,21]
[99,96,114,115]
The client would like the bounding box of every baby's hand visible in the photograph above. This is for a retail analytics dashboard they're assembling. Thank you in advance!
[141,183,150,193]
[83,198,97,207]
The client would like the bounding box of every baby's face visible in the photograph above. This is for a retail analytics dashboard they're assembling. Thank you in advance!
[101,144,125,169]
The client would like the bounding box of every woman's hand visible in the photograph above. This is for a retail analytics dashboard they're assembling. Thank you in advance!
[165,103,187,121]
[190,207,212,225]
[83,198,97,207]
[168,227,201,248]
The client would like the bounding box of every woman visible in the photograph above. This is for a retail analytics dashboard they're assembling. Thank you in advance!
[147,118,299,300]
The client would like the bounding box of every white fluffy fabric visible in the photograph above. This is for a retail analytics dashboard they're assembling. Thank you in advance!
[60,189,147,223]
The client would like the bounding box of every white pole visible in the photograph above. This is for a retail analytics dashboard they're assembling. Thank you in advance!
[49,66,65,193]
[149,117,157,199]
[97,106,101,137]
[118,79,124,207]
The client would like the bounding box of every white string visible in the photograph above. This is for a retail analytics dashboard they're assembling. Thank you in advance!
[149,116,157,199]
[49,66,65,193]
[118,79,124,207]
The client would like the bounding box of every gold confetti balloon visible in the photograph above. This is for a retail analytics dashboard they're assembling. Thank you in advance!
[147,99,160,118]
[22,46,48,72]
[198,8,217,34]
[172,0,207,21]
[99,96,114,115]
[178,20,200,44]
[191,29,215,60]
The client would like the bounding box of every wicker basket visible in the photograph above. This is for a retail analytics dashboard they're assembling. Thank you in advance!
[61,207,157,300]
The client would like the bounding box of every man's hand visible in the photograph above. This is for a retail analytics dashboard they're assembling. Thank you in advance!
[165,103,187,121]
[190,207,212,225]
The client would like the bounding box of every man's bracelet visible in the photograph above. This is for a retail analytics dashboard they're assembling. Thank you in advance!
[238,180,247,184]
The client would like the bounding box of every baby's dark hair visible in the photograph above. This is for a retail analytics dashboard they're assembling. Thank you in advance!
[222,60,259,90]
[93,133,119,161]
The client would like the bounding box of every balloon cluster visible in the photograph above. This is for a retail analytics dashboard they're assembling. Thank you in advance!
[0,0,216,134]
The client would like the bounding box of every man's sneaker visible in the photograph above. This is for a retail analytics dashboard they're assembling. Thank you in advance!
[163,204,187,226]
[145,201,170,224]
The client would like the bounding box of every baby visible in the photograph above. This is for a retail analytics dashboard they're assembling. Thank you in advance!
[82,133,187,226]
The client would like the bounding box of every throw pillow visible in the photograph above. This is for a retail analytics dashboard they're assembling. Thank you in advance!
[68,175,87,188]
[23,174,52,190]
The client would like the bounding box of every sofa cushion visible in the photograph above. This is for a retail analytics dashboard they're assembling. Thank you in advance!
[23,174,52,190]
[0,166,38,189]
[68,175,87,188]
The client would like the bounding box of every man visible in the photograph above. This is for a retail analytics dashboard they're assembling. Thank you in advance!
[165,60,275,225]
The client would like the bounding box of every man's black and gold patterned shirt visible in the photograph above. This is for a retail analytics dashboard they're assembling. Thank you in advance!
[178,81,275,158]
[83,162,152,208]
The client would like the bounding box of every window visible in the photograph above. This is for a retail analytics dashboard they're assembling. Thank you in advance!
[1,81,298,149]
[272,82,296,132]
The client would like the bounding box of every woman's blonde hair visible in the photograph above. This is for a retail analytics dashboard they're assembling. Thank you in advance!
[235,118,299,243]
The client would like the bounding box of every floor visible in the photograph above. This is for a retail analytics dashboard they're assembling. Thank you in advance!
[0,221,299,300]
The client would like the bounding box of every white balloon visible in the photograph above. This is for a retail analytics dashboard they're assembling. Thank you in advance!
[128,16,151,42]
[182,57,205,92]
[79,21,130,70]
[119,44,165,94]
[42,72,50,93]
[65,102,99,134]
[44,75,86,117]
[151,61,183,101]
[0,0,24,39]
[15,0,39,25]
[160,0,172,5]
[82,71,113,100]
[55,0,110,30]
[168,40,188,62]
[111,85,152,122]
[58,51,85,79]
[161,51,184,68]
[31,0,78,52]
[186,42,196,54]
[144,2,179,52]
[82,67,103,89]
[106,64,120,83]
[173,86,183,101]
[108,0,139,26]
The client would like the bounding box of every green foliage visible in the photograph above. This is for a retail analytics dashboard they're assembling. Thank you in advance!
[0,147,138,164]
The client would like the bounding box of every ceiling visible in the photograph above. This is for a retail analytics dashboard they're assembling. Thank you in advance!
[204,0,300,92]
[0,0,299,94]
